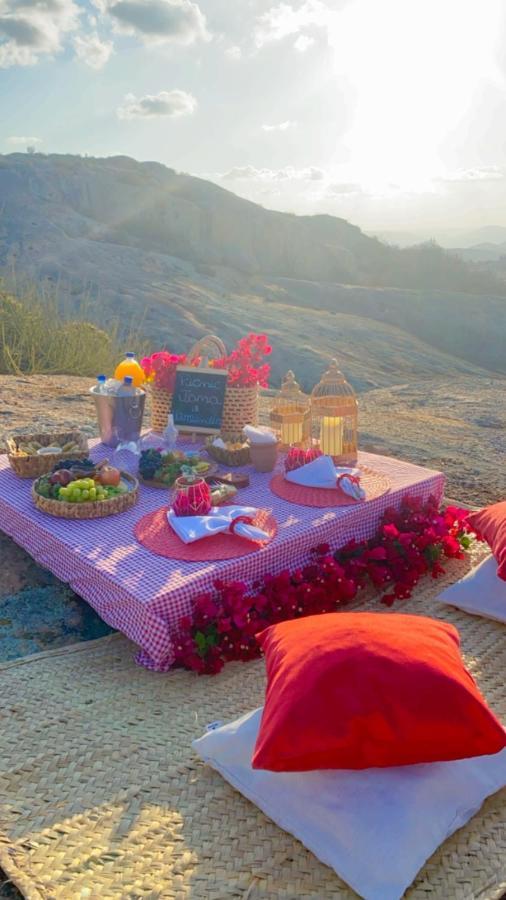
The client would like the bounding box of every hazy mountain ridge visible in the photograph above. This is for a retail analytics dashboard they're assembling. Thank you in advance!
[1,152,505,389]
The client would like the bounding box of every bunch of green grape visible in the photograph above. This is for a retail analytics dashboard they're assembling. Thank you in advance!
[58,478,126,503]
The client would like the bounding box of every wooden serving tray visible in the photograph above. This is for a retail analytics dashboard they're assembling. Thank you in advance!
[139,462,218,489]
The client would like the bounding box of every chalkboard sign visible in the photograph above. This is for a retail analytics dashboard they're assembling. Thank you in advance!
[172,365,228,434]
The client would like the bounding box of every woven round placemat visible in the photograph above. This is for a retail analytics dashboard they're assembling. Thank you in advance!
[0,544,504,900]
[270,465,391,508]
[134,505,277,561]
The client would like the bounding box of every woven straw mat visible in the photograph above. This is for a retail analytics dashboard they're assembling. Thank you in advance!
[0,543,504,900]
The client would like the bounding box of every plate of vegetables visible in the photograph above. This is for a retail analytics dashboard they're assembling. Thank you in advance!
[138,449,217,488]
[33,458,139,519]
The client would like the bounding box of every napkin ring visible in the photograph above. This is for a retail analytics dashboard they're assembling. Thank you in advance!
[229,515,255,535]
[336,473,363,501]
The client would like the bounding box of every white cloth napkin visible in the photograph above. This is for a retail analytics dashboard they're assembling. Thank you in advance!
[167,506,270,544]
[285,455,360,490]
[243,424,277,445]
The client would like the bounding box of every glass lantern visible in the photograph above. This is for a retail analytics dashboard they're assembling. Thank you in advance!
[172,475,212,517]
[270,370,311,450]
[310,359,358,465]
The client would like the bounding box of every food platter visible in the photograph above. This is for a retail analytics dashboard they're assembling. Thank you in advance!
[138,448,218,489]
[33,471,139,519]
[32,458,139,519]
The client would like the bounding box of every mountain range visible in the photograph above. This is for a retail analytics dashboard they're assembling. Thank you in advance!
[1,152,505,390]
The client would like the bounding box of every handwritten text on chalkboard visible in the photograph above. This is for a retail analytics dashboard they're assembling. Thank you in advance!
[172,365,228,433]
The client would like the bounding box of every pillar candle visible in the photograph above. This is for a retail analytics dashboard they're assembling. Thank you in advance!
[281,420,303,446]
[320,416,343,456]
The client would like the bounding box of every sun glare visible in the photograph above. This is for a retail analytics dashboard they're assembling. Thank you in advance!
[328,0,504,191]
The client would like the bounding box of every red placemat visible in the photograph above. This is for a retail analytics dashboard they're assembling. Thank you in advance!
[134,506,277,561]
[270,466,391,508]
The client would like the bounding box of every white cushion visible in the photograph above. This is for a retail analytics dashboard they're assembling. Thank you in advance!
[193,708,506,900]
[437,555,506,624]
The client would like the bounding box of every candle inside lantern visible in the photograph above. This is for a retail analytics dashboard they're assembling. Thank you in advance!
[280,419,303,446]
[320,416,344,457]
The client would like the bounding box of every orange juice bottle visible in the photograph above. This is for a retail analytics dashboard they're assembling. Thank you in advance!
[114,352,145,388]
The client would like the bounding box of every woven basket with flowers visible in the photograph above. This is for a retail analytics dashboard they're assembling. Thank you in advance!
[142,334,271,437]
[210,334,271,438]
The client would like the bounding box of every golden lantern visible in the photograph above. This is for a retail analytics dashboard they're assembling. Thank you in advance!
[270,370,311,449]
[310,359,358,465]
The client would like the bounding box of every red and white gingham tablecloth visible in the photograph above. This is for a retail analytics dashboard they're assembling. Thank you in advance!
[0,445,444,671]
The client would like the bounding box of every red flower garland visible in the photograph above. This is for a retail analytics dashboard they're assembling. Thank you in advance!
[174,496,478,675]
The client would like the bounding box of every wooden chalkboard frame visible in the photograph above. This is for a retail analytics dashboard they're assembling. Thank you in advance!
[172,364,228,435]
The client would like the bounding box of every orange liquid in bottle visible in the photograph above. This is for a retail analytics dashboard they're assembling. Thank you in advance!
[114,353,145,387]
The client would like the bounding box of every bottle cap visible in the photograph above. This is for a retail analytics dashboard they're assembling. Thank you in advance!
[125,352,135,358]
[97,374,106,381]
[123,376,133,385]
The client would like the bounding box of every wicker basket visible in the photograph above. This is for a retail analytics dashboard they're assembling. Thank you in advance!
[32,472,139,519]
[221,386,258,438]
[148,385,172,434]
[205,434,251,467]
[8,431,89,479]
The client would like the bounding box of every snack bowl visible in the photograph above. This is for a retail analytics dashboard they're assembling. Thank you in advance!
[8,431,89,479]
[205,434,251,467]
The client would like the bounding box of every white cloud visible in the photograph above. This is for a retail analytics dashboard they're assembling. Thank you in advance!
[327,182,362,195]
[293,33,314,51]
[262,120,296,132]
[225,43,241,60]
[97,0,208,45]
[117,89,197,119]
[442,167,506,183]
[0,0,80,67]
[73,31,113,68]
[221,164,325,181]
[254,0,332,50]
[6,134,42,145]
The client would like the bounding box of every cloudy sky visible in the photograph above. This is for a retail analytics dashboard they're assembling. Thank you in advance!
[2,0,506,241]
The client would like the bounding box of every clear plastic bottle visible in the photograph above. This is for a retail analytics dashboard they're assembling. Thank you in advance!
[95,374,106,394]
[117,375,136,396]
[114,352,145,388]
[162,414,179,452]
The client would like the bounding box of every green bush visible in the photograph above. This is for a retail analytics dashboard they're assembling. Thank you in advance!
[0,284,149,376]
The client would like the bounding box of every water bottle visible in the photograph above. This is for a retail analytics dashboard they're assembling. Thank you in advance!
[96,374,106,394]
[162,414,179,452]
[117,376,136,396]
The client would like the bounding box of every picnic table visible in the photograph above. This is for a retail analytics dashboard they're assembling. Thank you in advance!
[0,444,444,671]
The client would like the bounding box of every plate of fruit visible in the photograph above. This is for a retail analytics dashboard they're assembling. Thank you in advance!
[32,458,139,519]
[138,449,217,488]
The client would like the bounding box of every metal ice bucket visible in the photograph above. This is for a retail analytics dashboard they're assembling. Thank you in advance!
[91,388,146,448]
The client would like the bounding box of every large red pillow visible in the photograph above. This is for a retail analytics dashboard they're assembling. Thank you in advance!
[468,501,506,581]
[253,612,505,771]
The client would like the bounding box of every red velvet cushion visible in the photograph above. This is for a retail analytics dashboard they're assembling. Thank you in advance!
[468,501,506,581]
[253,612,505,771]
